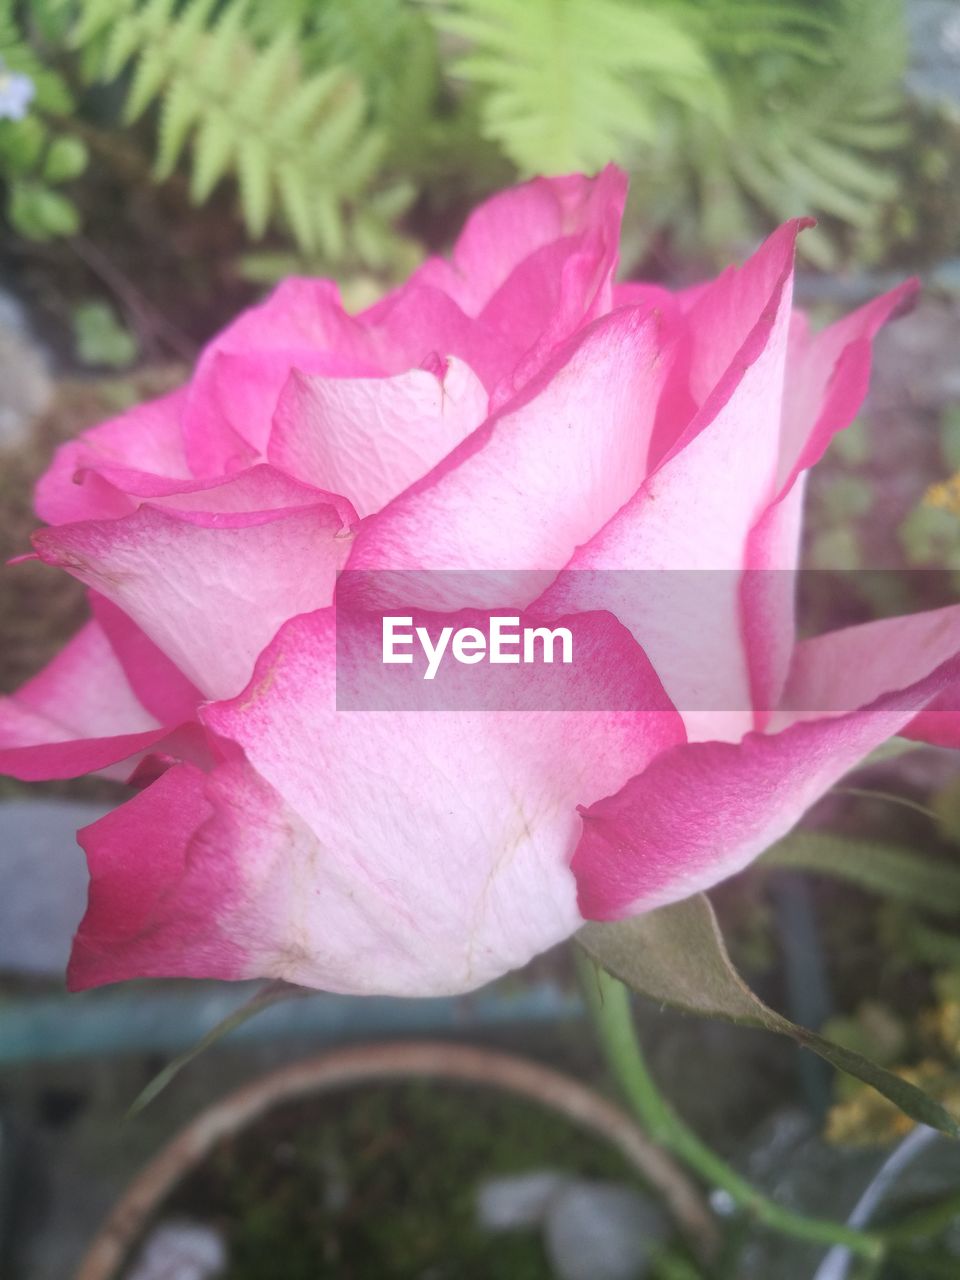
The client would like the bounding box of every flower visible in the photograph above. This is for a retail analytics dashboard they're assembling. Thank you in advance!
[0,62,35,121]
[3,168,958,995]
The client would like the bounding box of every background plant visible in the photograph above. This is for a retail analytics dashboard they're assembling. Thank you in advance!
[0,0,914,278]
[0,0,88,240]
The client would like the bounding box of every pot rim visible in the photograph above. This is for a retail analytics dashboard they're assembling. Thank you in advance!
[74,1038,717,1280]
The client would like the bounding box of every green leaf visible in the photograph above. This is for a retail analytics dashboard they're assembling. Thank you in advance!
[190,109,235,202]
[72,0,128,47]
[236,248,305,284]
[579,895,960,1138]
[236,135,272,238]
[73,0,386,261]
[941,407,960,474]
[101,0,169,80]
[761,832,960,916]
[126,981,308,1117]
[42,135,88,183]
[433,0,725,173]
[272,69,341,139]
[124,45,170,122]
[0,115,45,175]
[154,77,197,177]
[242,26,296,122]
[276,163,316,252]
[71,300,139,369]
[8,181,79,238]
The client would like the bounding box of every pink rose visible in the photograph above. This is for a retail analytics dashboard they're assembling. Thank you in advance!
[3,167,958,995]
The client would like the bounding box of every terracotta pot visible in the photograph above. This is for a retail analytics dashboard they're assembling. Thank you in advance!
[75,1039,718,1279]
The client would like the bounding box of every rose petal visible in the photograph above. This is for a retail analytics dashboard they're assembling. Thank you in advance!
[539,221,805,741]
[575,644,960,920]
[269,356,488,517]
[35,389,191,525]
[195,605,683,994]
[358,282,517,395]
[362,167,628,402]
[182,278,379,474]
[68,762,246,989]
[414,167,626,317]
[0,618,166,780]
[33,470,356,699]
[777,280,918,494]
[347,304,672,600]
[89,595,201,725]
[742,280,919,721]
[779,603,960,726]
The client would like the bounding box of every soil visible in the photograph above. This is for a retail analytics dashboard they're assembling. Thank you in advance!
[148,1081,643,1280]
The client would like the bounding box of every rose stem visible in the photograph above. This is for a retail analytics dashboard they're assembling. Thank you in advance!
[577,953,885,1263]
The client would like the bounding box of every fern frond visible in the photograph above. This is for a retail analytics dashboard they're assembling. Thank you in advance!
[190,108,235,202]
[271,69,341,139]
[155,77,197,178]
[276,161,315,251]
[722,0,906,262]
[308,0,442,160]
[664,0,834,62]
[236,136,272,237]
[101,0,174,81]
[73,0,386,259]
[241,26,296,123]
[124,0,218,121]
[616,0,907,265]
[71,0,123,48]
[431,0,727,174]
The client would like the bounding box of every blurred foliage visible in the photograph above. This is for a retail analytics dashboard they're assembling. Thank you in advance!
[73,0,405,263]
[0,0,916,274]
[430,0,726,172]
[826,971,960,1147]
[800,776,960,1152]
[435,0,907,266]
[900,405,960,587]
[70,296,138,366]
[0,0,87,239]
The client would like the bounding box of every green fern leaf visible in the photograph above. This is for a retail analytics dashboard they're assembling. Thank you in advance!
[168,0,221,54]
[433,0,726,173]
[271,68,342,139]
[199,0,250,85]
[71,0,128,48]
[155,77,199,178]
[334,126,384,191]
[243,28,297,119]
[632,0,907,264]
[124,45,171,122]
[190,110,236,202]
[73,0,391,261]
[276,163,316,252]
[236,135,273,236]
[305,76,367,162]
[313,189,345,259]
[100,0,168,80]
[306,0,442,160]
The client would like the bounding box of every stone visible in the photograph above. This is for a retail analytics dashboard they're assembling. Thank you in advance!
[0,290,52,451]
[0,800,107,975]
[476,1170,569,1231]
[123,1221,226,1280]
[543,1180,666,1280]
[906,0,960,107]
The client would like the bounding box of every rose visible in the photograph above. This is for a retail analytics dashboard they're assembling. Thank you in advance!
[3,167,958,995]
